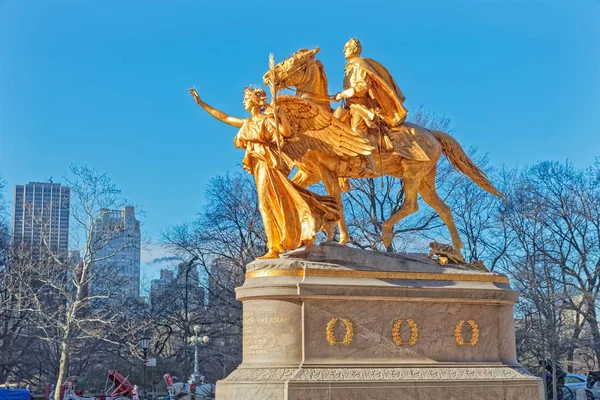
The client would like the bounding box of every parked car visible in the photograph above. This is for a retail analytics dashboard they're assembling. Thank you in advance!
[565,373,599,399]
[0,388,32,400]
[565,373,587,384]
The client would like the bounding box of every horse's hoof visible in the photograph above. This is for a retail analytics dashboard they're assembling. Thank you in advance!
[301,238,316,247]
[323,221,337,242]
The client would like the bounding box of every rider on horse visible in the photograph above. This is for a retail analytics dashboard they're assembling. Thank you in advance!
[334,38,413,172]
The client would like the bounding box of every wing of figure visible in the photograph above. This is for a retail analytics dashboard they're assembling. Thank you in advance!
[277,95,374,160]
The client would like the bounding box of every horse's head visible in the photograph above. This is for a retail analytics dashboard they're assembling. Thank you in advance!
[263,47,320,90]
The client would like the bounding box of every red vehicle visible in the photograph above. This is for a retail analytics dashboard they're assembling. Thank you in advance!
[49,371,139,400]
[103,371,137,400]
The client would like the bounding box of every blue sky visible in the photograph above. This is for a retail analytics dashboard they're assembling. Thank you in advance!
[1,0,598,279]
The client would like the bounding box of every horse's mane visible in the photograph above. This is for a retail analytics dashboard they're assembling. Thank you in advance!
[314,60,329,95]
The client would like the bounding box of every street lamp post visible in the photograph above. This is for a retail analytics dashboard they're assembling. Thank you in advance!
[140,335,150,400]
[183,255,199,381]
[188,325,209,384]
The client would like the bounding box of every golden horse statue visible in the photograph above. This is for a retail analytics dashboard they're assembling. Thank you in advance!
[264,48,503,256]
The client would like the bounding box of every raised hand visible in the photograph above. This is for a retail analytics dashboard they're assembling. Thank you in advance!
[189,88,201,104]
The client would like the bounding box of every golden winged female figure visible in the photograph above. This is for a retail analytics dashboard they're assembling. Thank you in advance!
[189,87,370,259]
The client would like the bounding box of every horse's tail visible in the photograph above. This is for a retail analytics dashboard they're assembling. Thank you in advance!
[430,130,504,199]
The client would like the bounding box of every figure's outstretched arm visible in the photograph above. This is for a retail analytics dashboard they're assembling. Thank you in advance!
[189,89,244,128]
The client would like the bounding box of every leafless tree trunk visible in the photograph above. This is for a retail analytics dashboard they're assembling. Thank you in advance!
[4,166,150,395]
[504,161,600,372]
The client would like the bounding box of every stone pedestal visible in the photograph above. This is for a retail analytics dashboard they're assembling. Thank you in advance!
[216,243,544,400]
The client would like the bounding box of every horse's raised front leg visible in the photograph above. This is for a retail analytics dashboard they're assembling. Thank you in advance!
[320,169,350,245]
[382,176,420,250]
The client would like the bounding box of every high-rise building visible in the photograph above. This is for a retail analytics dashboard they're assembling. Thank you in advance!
[12,182,70,258]
[150,264,205,311]
[150,268,175,305]
[208,257,244,306]
[90,206,141,299]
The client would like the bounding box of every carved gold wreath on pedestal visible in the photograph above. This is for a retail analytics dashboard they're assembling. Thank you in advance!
[454,319,480,346]
[392,319,419,345]
[326,317,354,345]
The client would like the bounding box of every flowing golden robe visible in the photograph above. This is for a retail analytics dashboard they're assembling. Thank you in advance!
[343,57,408,127]
[234,114,340,254]
[343,58,430,161]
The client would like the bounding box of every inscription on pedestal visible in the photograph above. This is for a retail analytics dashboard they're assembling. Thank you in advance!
[245,315,291,356]
[242,300,301,364]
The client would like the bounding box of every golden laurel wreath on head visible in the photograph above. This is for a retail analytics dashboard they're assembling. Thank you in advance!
[454,319,480,346]
[326,317,354,345]
[392,319,419,346]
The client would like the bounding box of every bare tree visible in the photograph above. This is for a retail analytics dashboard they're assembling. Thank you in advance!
[6,166,149,396]
[0,174,9,270]
[0,174,32,383]
[445,160,599,374]
[441,162,512,270]
[163,172,266,270]
[505,161,600,370]
[160,172,261,382]
[149,260,243,382]
[0,255,39,385]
